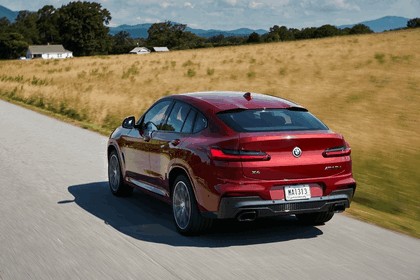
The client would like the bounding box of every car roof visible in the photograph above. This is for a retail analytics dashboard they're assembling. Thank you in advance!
[168,91,304,113]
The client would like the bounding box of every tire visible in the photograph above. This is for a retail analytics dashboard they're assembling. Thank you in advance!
[172,175,213,235]
[296,211,334,225]
[108,150,133,197]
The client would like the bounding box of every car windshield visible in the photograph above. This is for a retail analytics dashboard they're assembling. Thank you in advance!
[217,108,329,132]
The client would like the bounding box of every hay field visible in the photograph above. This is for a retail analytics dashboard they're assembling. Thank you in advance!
[1,29,419,237]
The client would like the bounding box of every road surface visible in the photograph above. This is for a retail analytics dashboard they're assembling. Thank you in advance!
[0,100,419,280]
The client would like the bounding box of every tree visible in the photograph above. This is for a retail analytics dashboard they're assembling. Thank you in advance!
[340,27,351,35]
[264,25,295,42]
[110,31,137,54]
[207,34,225,45]
[288,28,301,39]
[13,11,40,44]
[0,17,28,59]
[296,27,317,39]
[147,21,203,49]
[278,26,294,41]
[177,31,205,49]
[224,36,246,45]
[247,32,260,43]
[0,17,12,33]
[314,24,339,38]
[147,21,182,48]
[57,1,111,56]
[264,25,280,42]
[37,5,61,44]
[0,32,28,59]
[407,18,420,28]
[349,24,373,34]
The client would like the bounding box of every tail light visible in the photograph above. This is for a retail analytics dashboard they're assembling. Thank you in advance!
[209,148,271,161]
[322,143,351,157]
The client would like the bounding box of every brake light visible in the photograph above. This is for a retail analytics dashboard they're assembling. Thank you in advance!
[209,148,271,161]
[322,145,351,157]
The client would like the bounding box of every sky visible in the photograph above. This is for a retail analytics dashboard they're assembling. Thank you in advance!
[1,0,419,30]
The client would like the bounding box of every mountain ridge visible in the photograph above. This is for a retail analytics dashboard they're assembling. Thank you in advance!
[108,23,267,38]
[108,16,410,38]
[338,16,410,32]
[0,5,18,22]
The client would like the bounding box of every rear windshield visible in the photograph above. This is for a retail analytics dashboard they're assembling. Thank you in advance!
[217,108,329,132]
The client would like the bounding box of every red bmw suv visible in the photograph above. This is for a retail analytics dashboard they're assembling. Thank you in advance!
[107,91,356,235]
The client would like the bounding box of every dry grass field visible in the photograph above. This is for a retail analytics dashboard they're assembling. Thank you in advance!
[1,29,419,237]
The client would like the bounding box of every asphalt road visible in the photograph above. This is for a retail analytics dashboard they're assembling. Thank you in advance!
[0,99,419,280]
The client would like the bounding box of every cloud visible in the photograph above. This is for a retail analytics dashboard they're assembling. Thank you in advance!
[249,1,264,9]
[159,1,172,9]
[296,0,360,12]
[224,0,238,6]
[325,0,360,11]
[184,2,195,8]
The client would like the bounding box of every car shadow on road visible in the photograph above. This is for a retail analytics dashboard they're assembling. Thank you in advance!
[61,181,324,247]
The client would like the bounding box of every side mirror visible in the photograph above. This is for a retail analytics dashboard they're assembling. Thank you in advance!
[122,116,136,129]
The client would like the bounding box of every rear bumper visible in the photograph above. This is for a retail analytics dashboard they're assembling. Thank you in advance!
[211,188,354,219]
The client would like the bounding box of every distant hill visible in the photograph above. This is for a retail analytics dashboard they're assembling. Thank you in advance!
[339,16,410,32]
[0,5,18,22]
[185,27,267,38]
[109,24,267,38]
[109,16,412,38]
[109,23,153,38]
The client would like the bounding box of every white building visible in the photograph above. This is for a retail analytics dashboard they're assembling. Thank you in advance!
[129,47,151,54]
[152,47,170,52]
[26,45,73,59]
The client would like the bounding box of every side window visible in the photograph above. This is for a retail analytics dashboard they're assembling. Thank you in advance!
[163,102,191,132]
[181,110,197,134]
[142,100,172,129]
[193,112,207,133]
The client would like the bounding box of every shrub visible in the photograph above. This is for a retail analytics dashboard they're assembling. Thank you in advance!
[186,68,196,77]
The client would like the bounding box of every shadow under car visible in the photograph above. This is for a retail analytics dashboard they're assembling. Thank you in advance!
[59,181,324,247]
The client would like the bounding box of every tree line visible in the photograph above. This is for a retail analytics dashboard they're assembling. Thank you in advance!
[0,2,111,58]
[0,1,419,59]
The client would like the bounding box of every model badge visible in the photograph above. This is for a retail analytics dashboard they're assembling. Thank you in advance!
[292,147,302,158]
[325,165,342,170]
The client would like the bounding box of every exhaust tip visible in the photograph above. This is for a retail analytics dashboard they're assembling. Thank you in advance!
[333,203,346,213]
[237,211,257,222]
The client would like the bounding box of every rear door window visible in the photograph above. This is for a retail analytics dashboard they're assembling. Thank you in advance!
[163,102,191,132]
[181,110,197,133]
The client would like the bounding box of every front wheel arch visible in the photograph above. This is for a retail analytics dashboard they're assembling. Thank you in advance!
[108,149,132,197]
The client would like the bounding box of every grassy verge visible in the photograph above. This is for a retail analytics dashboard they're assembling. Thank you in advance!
[0,93,112,135]
[1,29,419,238]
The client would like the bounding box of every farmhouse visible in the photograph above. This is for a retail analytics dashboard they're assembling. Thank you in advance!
[129,47,150,54]
[26,45,73,59]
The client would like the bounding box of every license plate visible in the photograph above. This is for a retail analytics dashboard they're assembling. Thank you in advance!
[284,185,311,201]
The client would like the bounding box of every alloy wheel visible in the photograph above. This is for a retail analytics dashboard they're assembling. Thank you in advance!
[173,181,192,230]
[108,154,120,192]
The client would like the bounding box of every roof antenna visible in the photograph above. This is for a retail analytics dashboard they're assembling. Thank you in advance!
[243,92,252,101]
